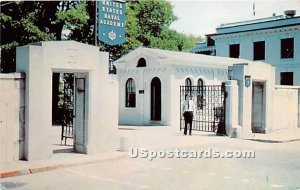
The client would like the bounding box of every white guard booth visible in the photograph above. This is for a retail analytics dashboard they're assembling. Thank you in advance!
[225,62,275,137]
[16,41,118,161]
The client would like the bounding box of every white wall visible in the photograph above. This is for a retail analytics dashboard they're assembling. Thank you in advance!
[118,60,229,127]
[227,62,275,136]
[0,73,25,163]
[226,61,300,136]
[118,66,171,125]
[272,86,300,131]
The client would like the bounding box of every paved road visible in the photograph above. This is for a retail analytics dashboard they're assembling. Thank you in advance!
[1,133,300,190]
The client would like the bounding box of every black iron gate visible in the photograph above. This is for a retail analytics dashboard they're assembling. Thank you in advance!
[61,73,75,145]
[180,83,226,134]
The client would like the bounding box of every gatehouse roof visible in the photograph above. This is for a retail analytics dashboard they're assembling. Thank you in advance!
[114,47,263,69]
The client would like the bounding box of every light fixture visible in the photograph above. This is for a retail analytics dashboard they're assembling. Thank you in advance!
[228,66,233,80]
[245,75,251,87]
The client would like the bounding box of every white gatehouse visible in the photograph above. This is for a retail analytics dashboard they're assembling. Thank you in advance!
[115,47,256,128]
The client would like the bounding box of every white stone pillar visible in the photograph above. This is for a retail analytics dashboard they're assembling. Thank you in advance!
[241,77,253,137]
[230,64,254,137]
[298,88,300,128]
[225,80,241,137]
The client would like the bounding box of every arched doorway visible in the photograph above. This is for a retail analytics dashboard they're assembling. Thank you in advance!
[151,77,161,120]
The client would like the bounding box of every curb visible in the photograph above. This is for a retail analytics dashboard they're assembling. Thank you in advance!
[243,138,300,143]
[0,165,64,179]
[0,154,127,179]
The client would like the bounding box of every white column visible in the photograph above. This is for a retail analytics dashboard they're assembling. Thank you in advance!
[241,78,253,137]
[225,80,241,137]
[298,88,300,128]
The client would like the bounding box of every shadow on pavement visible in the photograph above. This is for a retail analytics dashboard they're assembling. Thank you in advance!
[1,182,27,189]
[53,148,74,154]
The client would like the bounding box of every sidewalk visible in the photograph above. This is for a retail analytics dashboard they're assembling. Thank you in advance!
[243,128,300,143]
[0,126,220,179]
[0,125,127,179]
[1,126,300,179]
[0,150,126,179]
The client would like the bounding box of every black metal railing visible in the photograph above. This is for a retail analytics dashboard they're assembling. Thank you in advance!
[180,83,226,133]
[61,73,75,145]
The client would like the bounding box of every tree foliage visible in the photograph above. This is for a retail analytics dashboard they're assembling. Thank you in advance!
[98,0,201,61]
[1,1,90,72]
[0,0,202,72]
[136,0,177,38]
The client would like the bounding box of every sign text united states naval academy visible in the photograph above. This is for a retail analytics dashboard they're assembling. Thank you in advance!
[98,0,126,46]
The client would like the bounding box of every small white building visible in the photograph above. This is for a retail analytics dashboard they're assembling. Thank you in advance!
[114,47,257,127]
[191,10,300,86]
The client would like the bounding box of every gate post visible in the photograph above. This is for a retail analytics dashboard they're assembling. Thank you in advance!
[298,88,300,128]
[225,80,241,137]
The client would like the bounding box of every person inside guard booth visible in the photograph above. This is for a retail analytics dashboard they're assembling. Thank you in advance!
[182,94,196,135]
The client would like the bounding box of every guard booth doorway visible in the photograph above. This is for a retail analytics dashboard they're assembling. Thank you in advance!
[151,77,161,121]
[251,81,266,133]
[52,72,87,154]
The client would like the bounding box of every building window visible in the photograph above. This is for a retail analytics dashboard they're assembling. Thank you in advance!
[229,44,240,58]
[185,78,192,95]
[197,79,204,110]
[207,36,215,46]
[281,38,294,59]
[137,58,146,67]
[280,72,293,85]
[197,78,204,96]
[253,41,265,60]
[197,78,203,88]
[126,78,136,107]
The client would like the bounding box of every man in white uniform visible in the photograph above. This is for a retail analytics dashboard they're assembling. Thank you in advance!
[182,94,196,135]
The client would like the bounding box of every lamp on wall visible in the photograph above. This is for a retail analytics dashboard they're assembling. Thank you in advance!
[77,78,85,91]
[228,66,233,80]
[245,75,251,87]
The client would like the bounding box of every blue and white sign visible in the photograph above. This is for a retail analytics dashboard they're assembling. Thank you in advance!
[98,0,126,46]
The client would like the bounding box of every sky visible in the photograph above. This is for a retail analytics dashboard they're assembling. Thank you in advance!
[168,0,300,37]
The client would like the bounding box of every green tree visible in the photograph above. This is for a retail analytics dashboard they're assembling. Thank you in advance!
[68,1,95,44]
[124,0,201,53]
[135,0,177,45]
[98,0,201,60]
[0,0,202,72]
[0,1,89,72]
